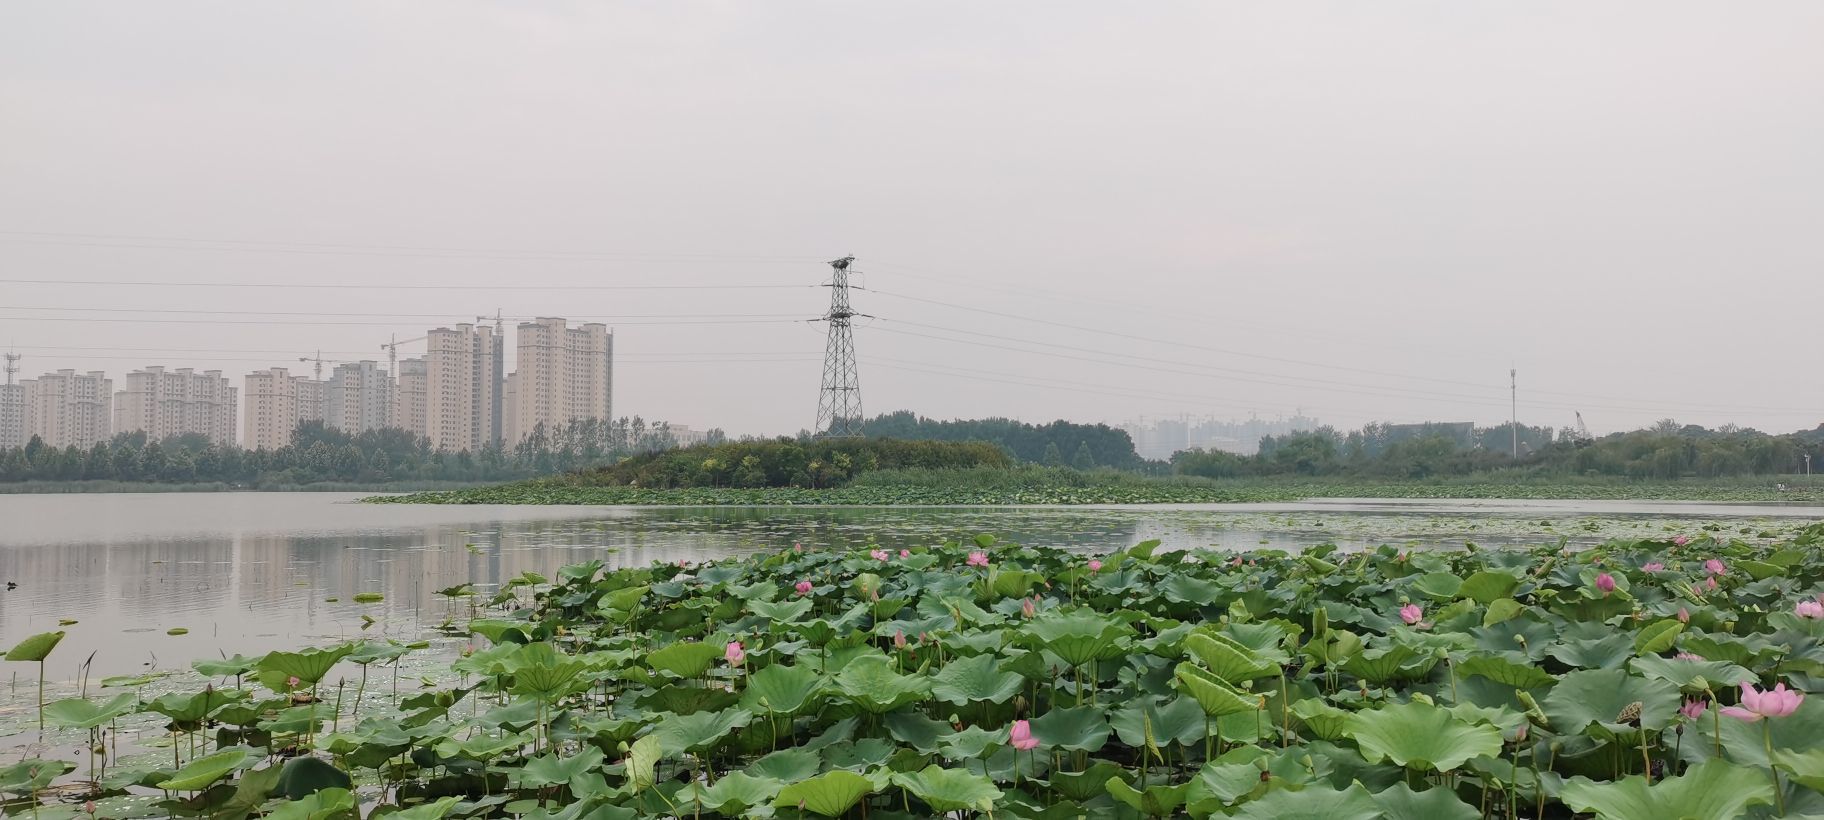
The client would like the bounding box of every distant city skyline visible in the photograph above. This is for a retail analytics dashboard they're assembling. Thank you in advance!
[3,4,1820,437]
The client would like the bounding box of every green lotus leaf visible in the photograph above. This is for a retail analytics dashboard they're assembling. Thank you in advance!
[741,663,825,716]
[749,597,812,622]
[5,631,64,662]
[1159,573,1221,604]
[145,688,248,725]
[695,771,784,814]
[1456,653,1556,689]
[1290,698,1352,741]
[512,746,606,789]
[1175,663,1261,717]
[509,643,590,701]
[1775,747,1824,792]
[1457,570,1520,604]
[930,653,1024,705]
[1184,632,1276,683]
[1561,759,1774,820]
[0,759,74,795]
[1020,609,1134,667]
[1227,782,1379,819]
[1048,762,1128,802]
[773,769,877,817]
[1028,705,1111,753]
[893,765,1003,812]
[625,735,661,793]
[1629,655,1755,690]
[1111,696,1208,750]
[1681,696,1824,768]
[834,654,930,713]
[157,746,259,791]
[1634,619,1686,654]
[1542,667,1681,733]
[1548,633,1634,669]
[745,749,821,782]
[1374,782,1479,820]
[384,797,461,820]
[1411,572,1463,599]
[191,655,260,679]
[645,641,725,678]
[265,786,357,820]
[649,708,753,754]
[258,644,353,688]
[937,725,1004,759]
[275,756,353,800]
[1105,778,1190,817]
[43,693,137,729]
[1344,700,1501,773]
[1344,643,1435,683]
[883,710,952,754]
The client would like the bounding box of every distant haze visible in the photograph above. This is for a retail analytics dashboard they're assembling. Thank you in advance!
[2,2,1819,438]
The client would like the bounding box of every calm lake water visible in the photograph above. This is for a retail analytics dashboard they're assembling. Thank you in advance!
[1,492,1820,679]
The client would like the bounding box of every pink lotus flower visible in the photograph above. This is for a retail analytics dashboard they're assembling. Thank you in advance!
[1705,559,1726,576]
[966,551,989,567]
[1674,535,1690,546]
[1398,603,1423,625]
[899,549,910,559]
[1021,597,1036,619]
[893,630,907,650]
[1721,682,1804,722]
[725,641,745,667]
[793,542,803,553]
[1681,698,1708,720]
[869,549,890,561]
[1798,600,1824,619]
[1087,559,1103,573]
[1677,607,1691,624]
[1675,652,1705,661]
[286,676,301,689]
[1643,562,1665,573]
[1705,577,1718,592]
[1595,573,1616,595]
[794,580,813,596]
[1229,556,1244,567]
[1008,719,1039,751]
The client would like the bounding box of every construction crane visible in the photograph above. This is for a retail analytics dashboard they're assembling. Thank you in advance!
[1573,411,1594,448]
[381,334,428,379]
[477,310,507,335]
[297,351,350,381]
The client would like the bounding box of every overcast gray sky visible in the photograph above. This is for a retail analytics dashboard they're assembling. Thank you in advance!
[2,2,1819,438]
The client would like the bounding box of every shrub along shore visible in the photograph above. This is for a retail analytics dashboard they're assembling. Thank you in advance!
[8,524,1824,817]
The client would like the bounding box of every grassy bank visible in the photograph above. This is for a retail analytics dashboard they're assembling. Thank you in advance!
[367,467,1824,505]
[0,479,497,494]
[10,525,1824,817]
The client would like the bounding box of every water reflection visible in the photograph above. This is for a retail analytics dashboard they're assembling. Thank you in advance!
[1,492,1815,677]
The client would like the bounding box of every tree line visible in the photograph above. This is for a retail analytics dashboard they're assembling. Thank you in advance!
[558,437,1013,489]
[0,417,681,486]
[1172,419,1824,480]
[859,411,1141,469]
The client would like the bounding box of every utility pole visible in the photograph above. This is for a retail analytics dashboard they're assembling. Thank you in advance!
[814,256,866,437]
[1510,368,1519,460]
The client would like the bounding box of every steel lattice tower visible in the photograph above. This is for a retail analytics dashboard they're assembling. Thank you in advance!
[815,256,864,437]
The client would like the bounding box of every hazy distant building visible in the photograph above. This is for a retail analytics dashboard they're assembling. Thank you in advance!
[114,366,238,445]
[669,425,710,448]
[23,370,113,449]
[425,323,502,452]
[0,357,22,450]
[391,357,427,437]
[508,317,612,444]
[1122,414,1320,459]
[325,360,390,434]
[243,367,324,450]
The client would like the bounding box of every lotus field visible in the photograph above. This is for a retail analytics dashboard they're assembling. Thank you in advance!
[10,525,1824,818]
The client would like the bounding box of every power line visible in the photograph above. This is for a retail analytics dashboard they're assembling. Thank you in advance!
[0,315,804,328]
[0,305,804,320]
[0,231,824,263]
[0,277,813,291]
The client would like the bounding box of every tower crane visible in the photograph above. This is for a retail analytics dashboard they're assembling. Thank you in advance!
[297,351,351,381]
[1574,411,1594,448]
[380,334,427,379]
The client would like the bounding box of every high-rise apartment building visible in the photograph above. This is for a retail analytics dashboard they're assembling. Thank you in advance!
[22,370,113,449]
[508,318,613,444]
[114,366,238,445]
[391,358,427,437]
[425,323,502,452]
[0,353,23,450]
[243,367,324,450]
[325,360,390,434]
